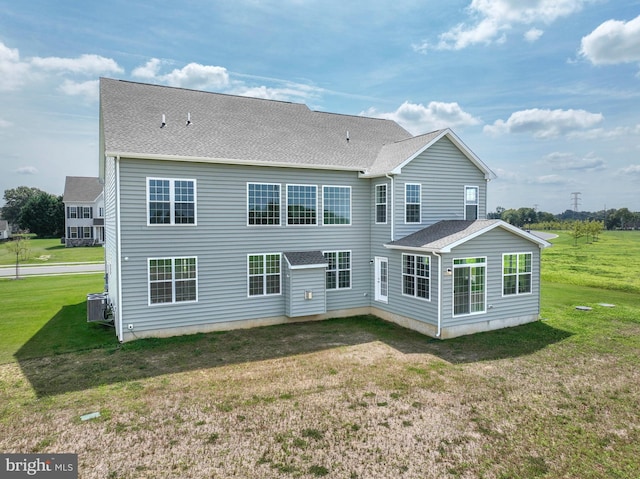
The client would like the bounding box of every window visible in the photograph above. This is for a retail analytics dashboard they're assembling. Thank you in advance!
[248,253,281,296]
[453,257,486,316]
[465,186,479,220]
[248,183,280,225]
[323,186,351,225]
[375,184,387,224]
[68,206,78,219]
[402,254,430,300]
[98,207,104,218]
[324,251,351,289]
[503,253,532,295]
[287,185,317,225]
[405,184,421,223]
[149,257,197,305]
[82,227,92,239]
[82,207,93,219]
[148,178,196,225]
[69,227,78,238]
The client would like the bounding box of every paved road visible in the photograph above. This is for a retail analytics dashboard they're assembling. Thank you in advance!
[0,263,104,278]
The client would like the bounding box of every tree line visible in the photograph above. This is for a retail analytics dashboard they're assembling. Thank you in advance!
[1,186,64,238]
[488,206,640,231]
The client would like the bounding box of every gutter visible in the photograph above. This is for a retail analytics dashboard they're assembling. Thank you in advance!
[115,155,124,343]
[385,174,394,241]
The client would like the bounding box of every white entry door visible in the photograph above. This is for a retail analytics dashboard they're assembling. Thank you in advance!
[374,257,388,303]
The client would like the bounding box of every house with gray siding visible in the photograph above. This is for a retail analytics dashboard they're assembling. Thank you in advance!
[99,78,549,343]
[63,176,105,247]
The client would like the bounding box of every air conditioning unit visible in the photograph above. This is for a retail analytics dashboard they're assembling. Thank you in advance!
[87,293,109,322]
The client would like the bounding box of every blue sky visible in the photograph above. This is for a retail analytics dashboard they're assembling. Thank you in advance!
[1,0,639,214]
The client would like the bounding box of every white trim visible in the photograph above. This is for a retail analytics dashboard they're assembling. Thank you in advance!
[404,183,422,224]
[374,256,389,303]
[146,177,197,226]
[501,252,533,297]
[401,253,431,302]
[464,185,479,221]
[148,256,199,306]
[247,253,283,297]
[452,256,487,317]
[375,183,388,225]
[322,185,352,226]
[115,156,124,342]
[323,250,353,290]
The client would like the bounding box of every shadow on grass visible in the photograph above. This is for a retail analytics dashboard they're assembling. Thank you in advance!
[16,306,571,397]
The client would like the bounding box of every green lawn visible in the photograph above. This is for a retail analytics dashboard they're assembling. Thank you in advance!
[0,231,638,478]
[0,238,104,266]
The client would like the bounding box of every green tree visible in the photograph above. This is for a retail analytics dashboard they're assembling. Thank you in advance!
[8,234,30,279]
[18,192,64,237]
[1,186,44,226]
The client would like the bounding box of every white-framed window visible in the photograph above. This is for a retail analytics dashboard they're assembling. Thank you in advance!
[287,184,317,225]
[248,253,281,296]
[402,253,430,300]
[503,253,532,296]
[147,178,196,225]
[453,257,486,316]
[465,186,479,220]
[405,183,421,224]
[69,227,78,238]
[82,227,92,239]
[98,207,104,218]
[375,184,387,224]
[82,207,93,219]
[323,186,351,225]
[148,257,198,305]
[324,251,351,289]
[68,206,78,219]
[248,183,280,225]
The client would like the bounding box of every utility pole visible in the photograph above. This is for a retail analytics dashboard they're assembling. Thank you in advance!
[570,192,581,218]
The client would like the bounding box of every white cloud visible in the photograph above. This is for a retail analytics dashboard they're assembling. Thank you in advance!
[0,42,30,91]
[15,166,38,175]
[0,118,12,128]
[568,124,640,140]
[617,164,640,177]
[415,0,589,51]
[580,15,640,65]
[542,152,606,171]
[363,101,480,135]
[532,174,569,185]
[132,59,230,90]
[484,108,603,138]
[524,28,544,42]
[58,79,100,101]
[31,53,123,75]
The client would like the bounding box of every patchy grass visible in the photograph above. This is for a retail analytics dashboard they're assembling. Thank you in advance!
[0,238,104,266]
[0,231,639,478]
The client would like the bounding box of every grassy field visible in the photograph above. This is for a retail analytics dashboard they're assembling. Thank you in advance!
[0,238,104,266]
[0,232,638,478]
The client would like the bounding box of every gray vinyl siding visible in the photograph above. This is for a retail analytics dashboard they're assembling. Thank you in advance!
[117,158,371,333]
[285,267,327,317]
[104,157,119,326]
[439,228,541,328]
[393,137,487,240]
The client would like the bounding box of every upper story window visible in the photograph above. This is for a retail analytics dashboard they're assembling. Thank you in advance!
[98,207,104,218]
[248,183,280,225]
[503,253,532,296]
[248,253,281,296]
[402,254,430,300]
[287,185,317,225]
[68,206,78,219]
[148,257,198,305]
[148,178,196,225]
[465,186,479,220]
[375,184,387,224]
[323,186,351,225]
[405,183,421,224]
[82,207,93,219]
[324,251,351,289]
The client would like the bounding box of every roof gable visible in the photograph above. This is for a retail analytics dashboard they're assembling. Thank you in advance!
[63,176,103,202]
[385,220,550,253]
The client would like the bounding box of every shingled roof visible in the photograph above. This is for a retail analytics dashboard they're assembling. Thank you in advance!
[63,176,103,202]
[385,220,550,253]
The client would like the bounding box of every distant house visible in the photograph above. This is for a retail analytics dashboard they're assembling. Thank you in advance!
[99,78,550,343]
[0,220,10,241]
[62,176,105,247]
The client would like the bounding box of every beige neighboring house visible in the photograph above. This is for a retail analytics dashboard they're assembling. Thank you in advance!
[62,176,105,247]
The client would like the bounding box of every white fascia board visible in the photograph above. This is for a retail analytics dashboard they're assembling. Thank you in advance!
[105,151,362,172]
[288,263,329,270]
[384,244,443,254]
[441,221,551,252]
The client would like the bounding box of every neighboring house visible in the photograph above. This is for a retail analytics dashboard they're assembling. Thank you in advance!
[0,220,10,240]
[62,176,105,247]
[99,78,550,343]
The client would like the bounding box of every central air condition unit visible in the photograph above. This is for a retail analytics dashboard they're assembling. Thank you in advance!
[87,292,109,322]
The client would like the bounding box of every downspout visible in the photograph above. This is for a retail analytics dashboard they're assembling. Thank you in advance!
[433,251,443,338]
[385,174,394,241]
[115,155,124,343]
